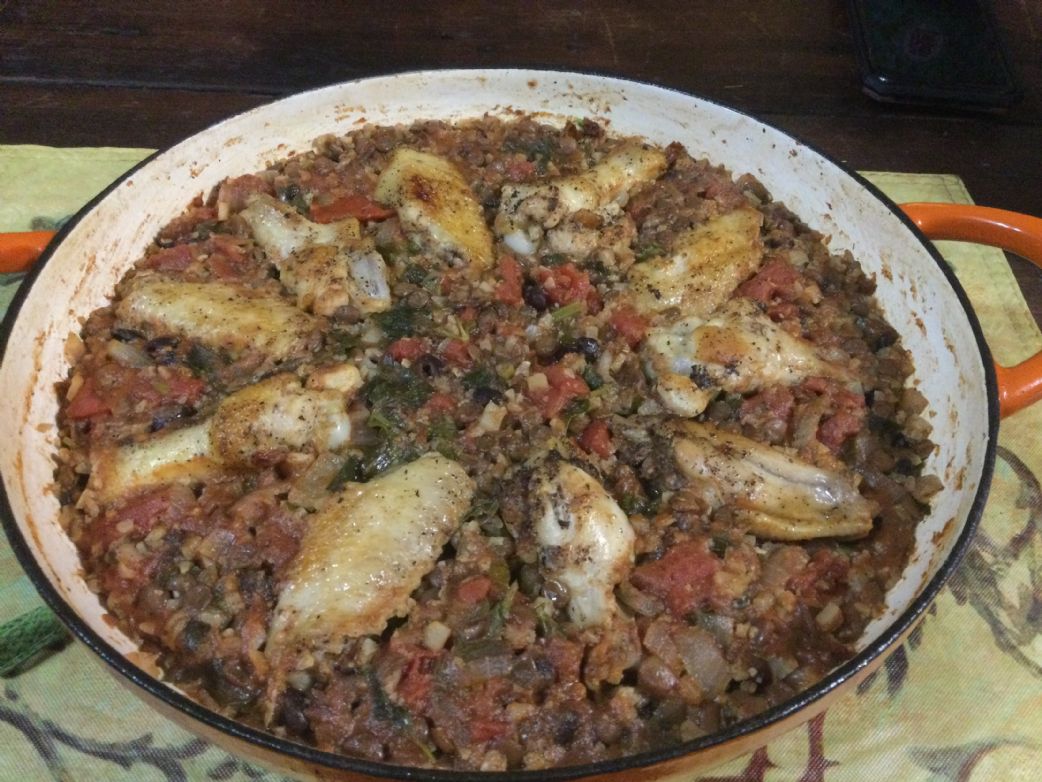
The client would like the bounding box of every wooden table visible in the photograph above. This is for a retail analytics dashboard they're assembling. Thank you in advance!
[1,0,1039,309]
[1,4,1042,779]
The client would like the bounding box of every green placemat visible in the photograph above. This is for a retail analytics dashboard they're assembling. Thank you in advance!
[1,148,1041,781]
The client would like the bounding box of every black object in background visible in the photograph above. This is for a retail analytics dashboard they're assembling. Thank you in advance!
[848,0,1022,111]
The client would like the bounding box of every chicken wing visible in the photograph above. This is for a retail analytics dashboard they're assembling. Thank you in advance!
[671,421,875,540]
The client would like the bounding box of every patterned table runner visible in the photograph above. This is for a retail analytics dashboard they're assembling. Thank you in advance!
[1,146,1040,782]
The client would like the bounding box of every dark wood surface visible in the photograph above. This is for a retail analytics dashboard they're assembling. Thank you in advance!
[2,0,1040,324]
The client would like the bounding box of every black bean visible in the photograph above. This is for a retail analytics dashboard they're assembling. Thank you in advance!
[280,688,312,738]
[204,658,261,709]
[574,336,601,359]
[554,711,581,745]
[523,280,549,311]
[145,336,179,353]
[415,353,445,378]
[472,386,504,405]
[180,618,210,654]
[111,327,144,342]
[150,404,196,433]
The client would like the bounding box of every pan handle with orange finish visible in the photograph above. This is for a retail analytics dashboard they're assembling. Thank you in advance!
[901,202,1042,419]
[0,230,56,274]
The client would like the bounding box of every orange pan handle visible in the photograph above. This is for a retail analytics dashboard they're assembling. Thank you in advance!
[0,230,57,274]
[901,202,1042,419]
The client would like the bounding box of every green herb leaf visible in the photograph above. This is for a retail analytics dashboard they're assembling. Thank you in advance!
[429,415,458,459]
[373,304,433,340]
[581,366,604,390]
[551,300,584,322]
[487,582,517,639]
[635,242,664,261]
[463,496,500,524]
[327,455,364,492]
[461,365,501,392]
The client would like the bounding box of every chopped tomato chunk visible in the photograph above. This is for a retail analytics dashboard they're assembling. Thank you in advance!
[531,365,590,419]
[204,234,252,279]
[631,539,721,617]
[423,392,457,416]
[387,337,428,362]
[494,255,524,306]
[544,636,584,682]
[131,371,205,408]
[456,574,493,604]
[818,410,863,453]
[397,647,439,712]
[535,263,600,311]
[578,418,615,458]
[440,339,472,367]
[738,256,800,303]
[608,305,648,348]
[787,549,850,607]
[504,157,537,182]
[65,376,110,419]
[310,194,394,223]
[145,244,194,272]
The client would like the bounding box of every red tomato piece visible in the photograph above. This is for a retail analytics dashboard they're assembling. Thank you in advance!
[532,365,590,419]
[535,263,600,311]
[578,418,615,458]
[456,575,493,604]
[787,549,850,607]
[144,244,194,272]
[494,255,524,306]
[439,338,472,367]
[469,715,510,743]
[65,376,110,420]
[818,410,864,453]
[608,305,648,348]
[397,648,439,712]
[739,385,795,424]
[737,256,800,303]
[544,636,584,682]
[130,371,205,408]
[423,392,456,416]
[205,235,251,279]
[631,539,722,617]
[310,194,394,223]
[504,157,537,183]
[387,338,428,362]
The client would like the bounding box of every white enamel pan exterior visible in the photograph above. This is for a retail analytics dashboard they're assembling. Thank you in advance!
[0,70,998,781]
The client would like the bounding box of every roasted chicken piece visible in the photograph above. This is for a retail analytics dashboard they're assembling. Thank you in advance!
[644,298,860,417]
[87,366,361,505]
[671,421,876,540]
[496,142,667,255]
[627,206,764,320]
[266,453,474,659]
[374,148,493,272]
[239,194,391,316]
[533,461,636,629]
[116,279,318,360]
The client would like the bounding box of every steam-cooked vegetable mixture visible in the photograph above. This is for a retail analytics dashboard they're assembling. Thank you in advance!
[55,117,938,770]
